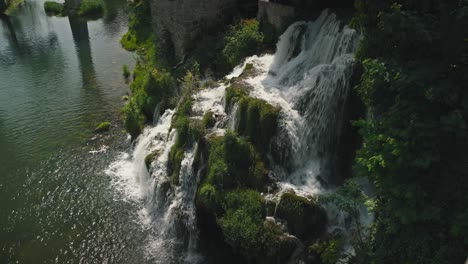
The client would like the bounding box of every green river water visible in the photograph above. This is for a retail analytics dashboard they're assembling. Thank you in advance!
[0,0,151,262]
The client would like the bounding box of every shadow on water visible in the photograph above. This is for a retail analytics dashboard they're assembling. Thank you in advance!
[68,15,97,88]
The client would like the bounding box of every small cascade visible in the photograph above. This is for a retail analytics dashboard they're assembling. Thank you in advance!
[106,109,202,263]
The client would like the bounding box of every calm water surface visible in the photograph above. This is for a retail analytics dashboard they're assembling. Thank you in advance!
[0,0,150,262]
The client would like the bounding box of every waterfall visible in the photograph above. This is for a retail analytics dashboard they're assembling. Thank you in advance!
[238,10,360,193]
[107,9,368,263]
[106,109,202,263]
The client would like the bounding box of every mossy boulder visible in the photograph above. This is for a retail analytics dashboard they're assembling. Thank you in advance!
[94,121,111,133]
[200,132,267,193]
[276,192,327,241]
[202,111,216,129]
[225,86,280,154]
[217,189,266,258]
[262,220,300,264]
[144,150,161,169]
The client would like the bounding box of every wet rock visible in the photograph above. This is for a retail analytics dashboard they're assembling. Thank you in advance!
[276,192,327,241]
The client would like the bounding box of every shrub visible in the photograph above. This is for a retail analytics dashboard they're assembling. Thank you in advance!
[218,189,265,256]
[78,0,104,17]
[222,19,264,68]
[120,0,152,51]
[94,121,111,133]
[44,1,64,16]
[122,99,144,139]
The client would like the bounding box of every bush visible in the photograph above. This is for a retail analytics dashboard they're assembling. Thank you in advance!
[222,19,264,68]
[120,0,152,51]
[44,1,64,16]
[78,0,104,17]
[94,121,111,133]
[122,99,144,139]
[218,189,265,257]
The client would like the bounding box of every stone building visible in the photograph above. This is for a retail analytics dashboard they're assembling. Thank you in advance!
[150,0,257,62]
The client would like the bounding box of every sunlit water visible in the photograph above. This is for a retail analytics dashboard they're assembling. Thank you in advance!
[0,0,154,262]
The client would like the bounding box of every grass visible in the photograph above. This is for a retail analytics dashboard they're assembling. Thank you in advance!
[44,1,64,16]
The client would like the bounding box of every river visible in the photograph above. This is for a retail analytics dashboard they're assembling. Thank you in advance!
[0,0,151,262]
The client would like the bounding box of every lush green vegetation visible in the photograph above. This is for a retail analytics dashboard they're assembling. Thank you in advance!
[120,0,152,51]
[222,19,264,69]
[78,0,104,17]
[225,85,280,154]
[345,1,468,263]
[94,121,110,133]
[43,1,64,16]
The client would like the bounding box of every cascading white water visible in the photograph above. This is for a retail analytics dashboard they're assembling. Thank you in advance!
[107,9,369,263]
[236,10,360,194]
[106,109,203,263]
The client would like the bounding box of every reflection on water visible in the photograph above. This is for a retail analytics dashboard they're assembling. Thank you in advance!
[0,0,149,263]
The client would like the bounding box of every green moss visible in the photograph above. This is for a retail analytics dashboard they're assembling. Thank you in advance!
[44,1,65,16]
[78,0,104,17]
[201,132,266,192]
[217,189,265,257]
[225,86,280,153]
[222,19,264,68]
[276,192,327,240]
[94,121,111,133]
[202,111,216,129]
[168,146,184,186]
[198,183,220,211]
[144,150,160,169]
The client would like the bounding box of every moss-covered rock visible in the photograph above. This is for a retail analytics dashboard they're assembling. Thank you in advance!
[225,85,280,154]
[200,132,267,192]
[217,189,266,258]
[202,111,216,129]
[262,220,300,263]
[94,121,111,133]
[276,192,327,241]
[144,150,161,169]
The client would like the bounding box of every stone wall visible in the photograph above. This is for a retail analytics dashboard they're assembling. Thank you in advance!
[150,0,244,61]
[257,0,296,34]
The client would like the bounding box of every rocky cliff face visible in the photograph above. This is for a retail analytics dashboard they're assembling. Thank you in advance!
[150,0,255,61]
